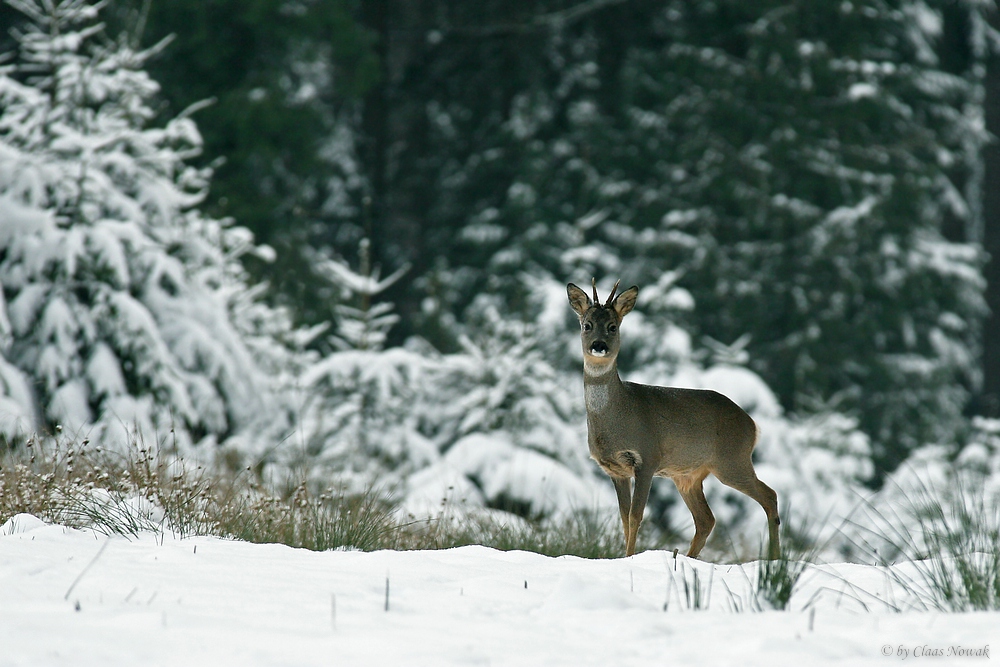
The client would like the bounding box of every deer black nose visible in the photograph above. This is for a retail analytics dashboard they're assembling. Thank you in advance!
[590,341,609,355]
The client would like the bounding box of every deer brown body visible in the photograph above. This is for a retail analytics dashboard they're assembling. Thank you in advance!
[568,280,780,559]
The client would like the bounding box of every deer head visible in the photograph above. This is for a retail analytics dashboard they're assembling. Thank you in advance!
[567,279,639,373]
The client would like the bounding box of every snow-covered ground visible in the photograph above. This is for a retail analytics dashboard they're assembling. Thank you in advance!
[1,514,996,666]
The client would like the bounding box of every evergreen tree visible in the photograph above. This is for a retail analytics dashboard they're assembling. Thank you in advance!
[318,238,408,352]
[297,239,434,490]
[0,271,35,444]
[605,0,988,474]
[109,0,379,328]
[0,0,298,455]
[386,0,987,476]
[401,281,614,521]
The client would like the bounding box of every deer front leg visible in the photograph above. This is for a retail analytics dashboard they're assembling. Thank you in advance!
[625,468,654,557]
[611,476,632,546]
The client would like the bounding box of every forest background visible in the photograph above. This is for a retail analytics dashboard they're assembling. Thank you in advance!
[2,0,1000,550]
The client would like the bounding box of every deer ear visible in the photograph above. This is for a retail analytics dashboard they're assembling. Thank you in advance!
[567,283,592,317]
[612,286,639,319]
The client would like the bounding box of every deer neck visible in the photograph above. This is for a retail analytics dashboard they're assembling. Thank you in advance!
[583,357,622,415]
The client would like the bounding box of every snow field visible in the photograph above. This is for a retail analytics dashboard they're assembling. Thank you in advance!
[1,514,996,666]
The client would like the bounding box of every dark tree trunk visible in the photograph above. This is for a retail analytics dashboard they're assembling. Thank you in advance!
[360,0,390,243]
[357,0,433,345]
[980,6,1000,417]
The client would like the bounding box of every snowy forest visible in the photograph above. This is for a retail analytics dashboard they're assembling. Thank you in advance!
[2,0,1000,550]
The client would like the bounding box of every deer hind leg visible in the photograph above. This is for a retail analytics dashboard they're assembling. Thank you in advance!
[674,471,715,559]
[713,463,781,560]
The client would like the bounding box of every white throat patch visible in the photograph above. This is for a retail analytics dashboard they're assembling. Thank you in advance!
[583,360,615,377]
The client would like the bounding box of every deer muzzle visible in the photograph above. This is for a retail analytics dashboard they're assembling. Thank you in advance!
[589,341,609,357]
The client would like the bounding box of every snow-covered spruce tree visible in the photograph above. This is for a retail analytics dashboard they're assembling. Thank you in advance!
[299,262,614,519]
[0,0,297,456]
[0,271,35,444]
[425,0,986,477]
[606,1,988,476]
[297,240,437,492]
[405,286,609,520]
[364,6,878,534]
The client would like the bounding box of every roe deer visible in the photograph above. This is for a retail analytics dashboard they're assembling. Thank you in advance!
[567,280,780,560]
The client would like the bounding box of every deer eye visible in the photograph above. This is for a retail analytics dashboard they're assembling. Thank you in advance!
[608,324,617,334]
[583,322,593,332]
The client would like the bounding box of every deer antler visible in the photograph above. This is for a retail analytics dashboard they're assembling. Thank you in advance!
[605,280,621,307]
[591,277,600,304]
